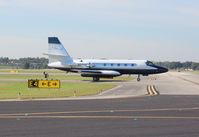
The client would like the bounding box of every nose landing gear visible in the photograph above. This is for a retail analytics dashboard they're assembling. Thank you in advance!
[137,74,141,82]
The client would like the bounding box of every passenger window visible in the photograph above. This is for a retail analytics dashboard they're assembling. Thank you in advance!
[117,64,120,66]
[124,64,127,66]
[111,64,113,66]
[104,63,106,66]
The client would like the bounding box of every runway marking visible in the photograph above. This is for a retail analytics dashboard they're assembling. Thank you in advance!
[177,76,199,85]
[1,115,199,120]
[147,85,159,96]
[147,85,153,95]
[168,73,199,85]
[0,107,199,116]
[151,86,159,95]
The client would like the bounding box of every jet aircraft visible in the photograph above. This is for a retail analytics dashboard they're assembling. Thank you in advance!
[46,37,168,81]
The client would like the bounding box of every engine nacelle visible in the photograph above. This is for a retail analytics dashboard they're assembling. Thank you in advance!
[81,70,121,78]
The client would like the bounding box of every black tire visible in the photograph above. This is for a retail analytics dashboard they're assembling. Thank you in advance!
[137,77,141,81]
[93,77,100,82]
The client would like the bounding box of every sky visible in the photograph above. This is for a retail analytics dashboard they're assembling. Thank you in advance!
[0,0,199,62]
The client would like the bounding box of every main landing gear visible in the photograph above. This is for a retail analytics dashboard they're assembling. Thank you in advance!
[137,74,141,82]
[93,77,100,82]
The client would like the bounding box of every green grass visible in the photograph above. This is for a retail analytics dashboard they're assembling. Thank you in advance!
[0,73,133,81]
[0,66,14,69]
[0,69,64,73]
[0,74,85,80]
[0,69,133,99]
[0,81,116,99]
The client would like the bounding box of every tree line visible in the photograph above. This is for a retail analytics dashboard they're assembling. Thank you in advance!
[0,57,199,70]
[0,57,48,69]
[155,61,199,70]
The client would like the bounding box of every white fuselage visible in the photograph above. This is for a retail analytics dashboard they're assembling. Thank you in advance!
[49,59,155,70]
[47,37,168,81]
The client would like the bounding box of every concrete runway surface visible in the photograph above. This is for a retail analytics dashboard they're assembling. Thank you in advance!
[0,71,199,137]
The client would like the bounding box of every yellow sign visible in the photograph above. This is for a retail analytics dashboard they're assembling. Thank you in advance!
[28,80,39,88]
[38,80,49,88]
[47,80,60,88]
[28,79,60,89]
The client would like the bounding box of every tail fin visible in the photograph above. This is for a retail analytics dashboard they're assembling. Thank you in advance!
[47,37,73,67]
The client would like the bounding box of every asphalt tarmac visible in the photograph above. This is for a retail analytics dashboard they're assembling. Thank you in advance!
[0,72,199,137]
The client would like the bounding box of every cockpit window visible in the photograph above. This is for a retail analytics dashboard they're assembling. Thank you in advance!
[146,61,154,66]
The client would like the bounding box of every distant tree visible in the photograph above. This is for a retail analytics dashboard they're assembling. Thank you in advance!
[0,57,199,70]
[182,62,192,69]
[0,57,9,64]
[23,62,30,69]
[196,65,199,70]
[155,61,199,70]
[191,62,199,70]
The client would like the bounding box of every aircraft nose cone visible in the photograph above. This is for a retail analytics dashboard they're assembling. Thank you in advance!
[160,67,168,73]
[163,68,168,73]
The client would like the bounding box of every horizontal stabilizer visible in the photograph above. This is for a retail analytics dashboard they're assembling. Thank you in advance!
[43,53,68,57]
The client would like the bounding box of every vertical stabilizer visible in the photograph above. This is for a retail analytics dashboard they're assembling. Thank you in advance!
[47,37,73,67]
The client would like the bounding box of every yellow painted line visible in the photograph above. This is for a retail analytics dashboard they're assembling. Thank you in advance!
[151,85,159,95]
[1,107,199,117]
[147,85,153,96]
[1,115,199,120]
[149,85,155,95]
[0,110,113,116]
[147,85,159,96]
